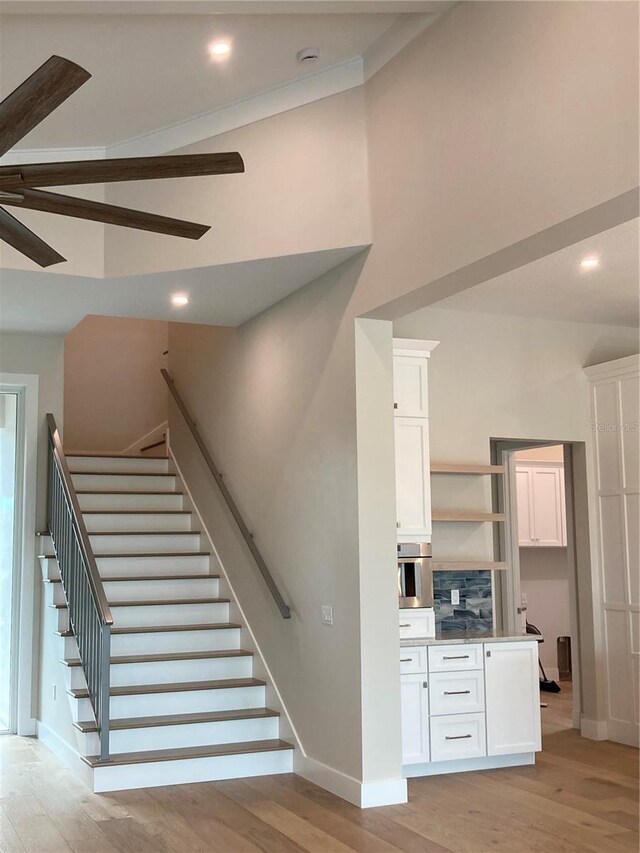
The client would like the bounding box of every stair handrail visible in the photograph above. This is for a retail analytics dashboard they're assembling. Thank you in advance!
[46,414,112,759]
[161,369,291,619]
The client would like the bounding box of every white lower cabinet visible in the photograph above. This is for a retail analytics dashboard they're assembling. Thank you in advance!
[485,641,542,755]
[400,674,430,764]
[401,640,541,772]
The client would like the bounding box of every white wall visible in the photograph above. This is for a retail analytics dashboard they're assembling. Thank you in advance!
[64,315,168,453]
[162,1,638,799]
[104,88,371,277]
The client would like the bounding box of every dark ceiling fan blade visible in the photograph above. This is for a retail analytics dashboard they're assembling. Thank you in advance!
[0,206,66,267]
[0,153,245,190]
[0,56,91,158]
[3,189,211,239]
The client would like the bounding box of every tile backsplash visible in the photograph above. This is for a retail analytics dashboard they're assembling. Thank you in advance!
[433,570,493,634]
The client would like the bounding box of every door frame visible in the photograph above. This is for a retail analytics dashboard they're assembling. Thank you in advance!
[491,438,584,731]
[0,374,38,736]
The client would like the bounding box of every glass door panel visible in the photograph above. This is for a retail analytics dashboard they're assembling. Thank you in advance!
[0,393,18,732]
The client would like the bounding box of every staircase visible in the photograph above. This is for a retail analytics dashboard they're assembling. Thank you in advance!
[39,452,293,792]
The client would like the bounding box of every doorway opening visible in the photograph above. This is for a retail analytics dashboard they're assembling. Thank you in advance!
[491,439,584,738]
[0,392,19,733]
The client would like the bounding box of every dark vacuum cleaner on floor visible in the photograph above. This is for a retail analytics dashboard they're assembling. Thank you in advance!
[526,621,561,693]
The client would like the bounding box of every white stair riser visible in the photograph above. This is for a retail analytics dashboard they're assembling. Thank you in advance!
[90,533,201,554]
[104,578,220,601]
[82,716,279,755]
[68,456,169,474]
[96,554,210,576]
[74,685,265,719]
[91,749,293,793]
[39,557,60,581]
[72,473,177,492]
[68,655,252,689]
[111,601,229,628]
[51,578,222,606]
[84,513,193,533]
[110,628,241,655]
[78,493,184,512]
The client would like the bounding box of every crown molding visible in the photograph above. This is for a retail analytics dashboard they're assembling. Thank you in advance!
[362,7,449,81]
[0,146,106,166]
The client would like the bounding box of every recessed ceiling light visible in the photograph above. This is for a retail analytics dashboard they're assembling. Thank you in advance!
[580,257,600,270]
[171,294,189,307]
[209,42,231,57]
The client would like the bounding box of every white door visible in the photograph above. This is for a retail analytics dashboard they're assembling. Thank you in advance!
[516,467,534,546]
[485,641,541,755]
[401,674,430,764]
[531,466,565,546]
[393,356,429,417]
[394,417,431,540]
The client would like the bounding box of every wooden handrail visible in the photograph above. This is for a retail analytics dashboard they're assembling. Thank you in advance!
[161,369,291,619]
[47,414,113,626]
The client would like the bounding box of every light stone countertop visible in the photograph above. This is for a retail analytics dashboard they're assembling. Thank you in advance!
[400,631,542,647]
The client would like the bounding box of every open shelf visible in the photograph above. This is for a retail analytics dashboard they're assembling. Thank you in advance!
[431,560,508,571]
[431,463,504,475]
[431,510,505,522]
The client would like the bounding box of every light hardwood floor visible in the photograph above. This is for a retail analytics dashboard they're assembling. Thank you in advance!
[0,721,637,853]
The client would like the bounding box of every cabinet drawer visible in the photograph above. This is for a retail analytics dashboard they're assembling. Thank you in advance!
[429,670,485,716]
[399,609,435,641]
[400,646,427,674]
[430,713,487,762]
[428,643,483,672]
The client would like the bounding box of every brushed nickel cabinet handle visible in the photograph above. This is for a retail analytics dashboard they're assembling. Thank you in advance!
[445,734,472,740]
[400,658,413,662]
[444,690,471,695]
[399,624,411,628]
[442,655,469,660]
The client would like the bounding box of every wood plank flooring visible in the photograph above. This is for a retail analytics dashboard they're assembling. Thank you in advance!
[0,718,637,852]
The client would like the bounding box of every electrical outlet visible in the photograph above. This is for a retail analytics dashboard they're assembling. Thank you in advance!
[451,589,460,606]
[321,605,334,626]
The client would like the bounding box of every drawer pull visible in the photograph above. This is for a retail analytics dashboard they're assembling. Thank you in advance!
[400,658,413,662]
[443,690,471,695]
[442,655,470,660]
[445,734,472,740]
[399,624,411,628]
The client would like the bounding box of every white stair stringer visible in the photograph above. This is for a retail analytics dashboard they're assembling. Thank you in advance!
[38,453,294,792]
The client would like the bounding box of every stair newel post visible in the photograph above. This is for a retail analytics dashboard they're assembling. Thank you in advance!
[99,622,111,761]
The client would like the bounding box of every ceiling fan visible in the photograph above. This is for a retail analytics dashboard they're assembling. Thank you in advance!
[0,55,244,267]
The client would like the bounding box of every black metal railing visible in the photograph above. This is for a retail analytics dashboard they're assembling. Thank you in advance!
[46,414,112,759]
[161,369,291,619]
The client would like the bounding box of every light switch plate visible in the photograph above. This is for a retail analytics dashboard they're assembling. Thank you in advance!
[451,589,460,606]
[321,605,334,626]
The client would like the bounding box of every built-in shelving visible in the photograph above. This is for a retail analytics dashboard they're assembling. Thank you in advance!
[431,463,504,475]
[431,560,508,571]
[432,510,505,523]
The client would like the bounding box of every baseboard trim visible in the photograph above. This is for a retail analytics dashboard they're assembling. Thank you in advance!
[606,719,640,748]
[295,753,407,808]
[36,720,93,788]
[581,717,608,741]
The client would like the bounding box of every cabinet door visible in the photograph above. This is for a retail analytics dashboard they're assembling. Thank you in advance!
[531,466,565,546]
[393,355,429,417]
[401,674,430,764]
[395,417,431,539]
[485,641,541,755]
[516,467,534,546]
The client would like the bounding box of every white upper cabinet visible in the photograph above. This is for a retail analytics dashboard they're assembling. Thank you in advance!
[394,355,429,417]
[516,462,566,547]
[393,340,438,544]
[485,641,541,756]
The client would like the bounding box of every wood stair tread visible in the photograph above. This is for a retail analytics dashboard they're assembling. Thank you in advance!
[69,677,265,699]
[66,454,169,460]
[94,551,210,558]
[62,649,252,667]
[76,490,184,496]
[82,739,293,768]
[45,574,220,583]
[74,707,278,733]
[89,530,200,536]
[57,622,241,637]
[82,510,190,514]
[71,470,175,476]
[51,597,229,609]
